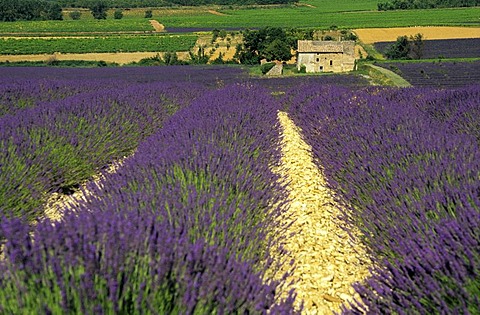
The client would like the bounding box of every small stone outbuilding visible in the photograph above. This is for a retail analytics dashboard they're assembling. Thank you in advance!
[297,40,356,73]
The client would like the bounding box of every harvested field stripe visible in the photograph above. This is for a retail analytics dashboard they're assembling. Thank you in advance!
[354,26,480,44]
[275,111,370,314]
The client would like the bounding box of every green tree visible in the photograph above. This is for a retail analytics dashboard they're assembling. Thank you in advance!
[114,9,123,19]
[89,1,108,20]
[69,10,81,20]
[188,46,210,64]
[409,33,424,59]
[43,3,63,20]
[385,34,424,60]
[144,9,152,18]
[163,51,185,65]
[385,35,410,59]
[263,39,292,62]
[236,27,294,64]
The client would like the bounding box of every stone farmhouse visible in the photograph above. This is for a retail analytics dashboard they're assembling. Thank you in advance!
[296,40,356,73]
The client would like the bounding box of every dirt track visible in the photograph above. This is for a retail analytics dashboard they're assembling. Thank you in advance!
[149,20,165,32]
[354,26,480,44]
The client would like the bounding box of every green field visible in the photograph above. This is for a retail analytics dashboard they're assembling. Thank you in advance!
[159,6,480,29]
[0,0,478,35]
[0,35,197,54]
[0,18,154,34]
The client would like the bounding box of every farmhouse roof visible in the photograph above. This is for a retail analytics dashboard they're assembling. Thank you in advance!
[297,40,354,53]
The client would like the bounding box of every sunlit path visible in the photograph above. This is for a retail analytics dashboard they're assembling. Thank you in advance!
[274,111,370,314]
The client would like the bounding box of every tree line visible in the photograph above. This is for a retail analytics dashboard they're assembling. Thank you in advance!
[378,0,479,10]
[0,0,298,21]
[0,0,63,22]
[51,0,297,9]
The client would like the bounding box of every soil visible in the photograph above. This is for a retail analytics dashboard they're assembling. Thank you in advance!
[273,112,371,315]
[208,10,228,16]
[149,20,165,32]
[354,26,480,44]
[44,157,130,221]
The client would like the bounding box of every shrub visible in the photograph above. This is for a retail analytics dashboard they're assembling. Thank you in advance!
[89,1,108,20]
[113,9,123,19]
[69,10,81,20]
[298,64,306,73]
[144,9,153,18]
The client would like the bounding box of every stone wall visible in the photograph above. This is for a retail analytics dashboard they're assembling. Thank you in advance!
[297,52,355,73]
[266,63,283,76]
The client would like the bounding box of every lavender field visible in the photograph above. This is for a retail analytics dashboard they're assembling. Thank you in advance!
[375,38,480,60]
[0,66,479,314]
[377,60,480,88]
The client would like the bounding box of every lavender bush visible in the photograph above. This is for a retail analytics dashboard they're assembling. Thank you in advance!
[0,81,203,220]
[0,84,298,313]
[287,84,480,313]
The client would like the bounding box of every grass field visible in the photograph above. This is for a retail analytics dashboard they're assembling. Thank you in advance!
[0,35,197,55]
[160,7,480,30]
[0,0,478,35]
[0,18,154,34]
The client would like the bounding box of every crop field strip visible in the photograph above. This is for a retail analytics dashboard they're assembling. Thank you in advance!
[159,7,480,30]
[0,18,155,34]
[287,84,480,314]
[354,26,480,44]
[0,35,197,55]
[376,60,480,88]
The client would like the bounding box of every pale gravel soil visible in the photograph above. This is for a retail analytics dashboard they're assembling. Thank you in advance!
[43,156,130,222]
[273,112,371,315]
[208,10,228,16]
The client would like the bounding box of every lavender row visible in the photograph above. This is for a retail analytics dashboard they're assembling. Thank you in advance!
[286,85,480,313]
[0,82,202,221]
[366,85,480,142]
[0,78,124,117]
[0,84,298,314]
[377,60,480,88]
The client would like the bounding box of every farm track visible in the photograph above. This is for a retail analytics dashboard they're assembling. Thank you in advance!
[274,112,370,314]
[208,10,228,16]
[149,20,165,32]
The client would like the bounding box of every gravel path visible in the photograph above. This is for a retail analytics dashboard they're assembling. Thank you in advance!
[274,111,371,314]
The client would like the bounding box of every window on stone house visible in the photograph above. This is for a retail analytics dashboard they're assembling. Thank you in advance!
[330,60,333,66]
